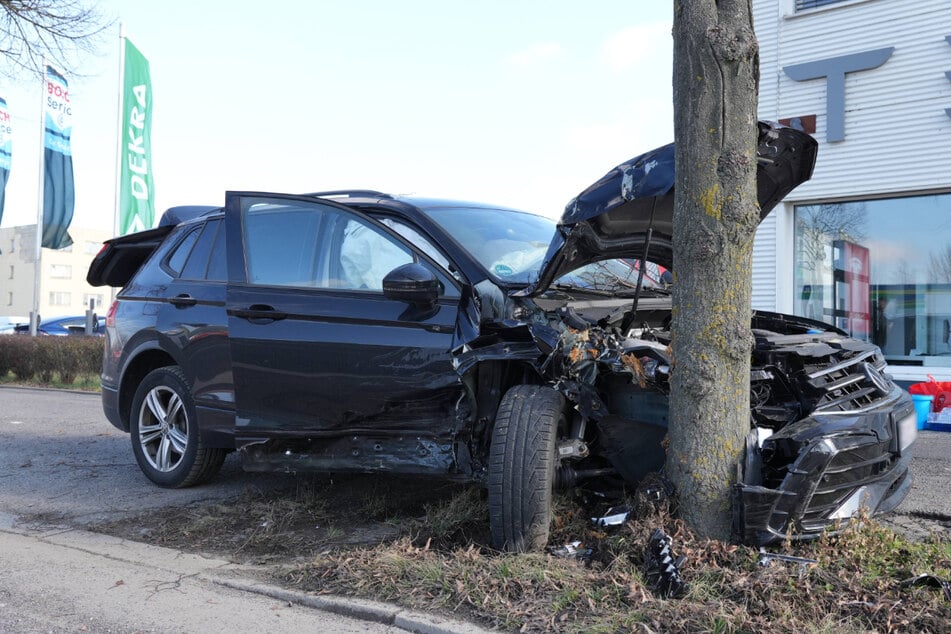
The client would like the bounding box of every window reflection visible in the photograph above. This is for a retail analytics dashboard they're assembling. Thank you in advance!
[794,194,951,367]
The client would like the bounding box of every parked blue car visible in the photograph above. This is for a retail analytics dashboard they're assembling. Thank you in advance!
[13,315,105,336]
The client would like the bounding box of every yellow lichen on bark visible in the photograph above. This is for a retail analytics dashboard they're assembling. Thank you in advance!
[700,183,723,220]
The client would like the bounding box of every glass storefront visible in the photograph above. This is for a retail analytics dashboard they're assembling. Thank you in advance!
[794,193,951,369]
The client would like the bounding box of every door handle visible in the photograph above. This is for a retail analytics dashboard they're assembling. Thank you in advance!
[169,294,197,307]
[232,304,288,323]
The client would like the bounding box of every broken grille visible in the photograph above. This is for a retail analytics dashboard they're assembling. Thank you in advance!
[800,438,894,527]
[805,349,894,413]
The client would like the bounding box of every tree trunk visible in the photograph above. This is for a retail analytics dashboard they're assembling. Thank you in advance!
[668,0,760,541]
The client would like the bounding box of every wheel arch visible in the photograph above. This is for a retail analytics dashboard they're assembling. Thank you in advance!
[117,346,177,431]
[464,358,548,455]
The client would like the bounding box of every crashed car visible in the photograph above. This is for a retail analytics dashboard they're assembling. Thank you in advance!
[87,121,916,552]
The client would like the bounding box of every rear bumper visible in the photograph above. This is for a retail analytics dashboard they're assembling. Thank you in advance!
[101,383,125,432]
[734,391,916,545]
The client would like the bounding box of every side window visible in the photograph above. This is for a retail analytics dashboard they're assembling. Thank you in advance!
[244,202,324,286]
[241,198,456,297]
[378,218,452,272]
[336,218,413,290]
[377,218,462,297]
[180,220,220,280]
[163,226,201,277]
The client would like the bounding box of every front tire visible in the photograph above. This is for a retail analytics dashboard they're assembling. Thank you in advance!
[129,366,225,488]
[488,384,565,552]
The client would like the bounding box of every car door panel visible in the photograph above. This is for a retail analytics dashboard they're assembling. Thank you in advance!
[224,193,463,444]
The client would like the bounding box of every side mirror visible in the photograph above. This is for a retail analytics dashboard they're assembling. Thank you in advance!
[383,263,439,306]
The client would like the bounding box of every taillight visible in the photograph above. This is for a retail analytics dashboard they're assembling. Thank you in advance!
[105,299,119,328]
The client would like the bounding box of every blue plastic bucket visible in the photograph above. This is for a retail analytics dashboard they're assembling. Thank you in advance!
[912,394,934,430]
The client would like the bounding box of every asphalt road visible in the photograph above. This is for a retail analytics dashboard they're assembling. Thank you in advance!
[1,385,948,529]
[0,385,948,632]
[0,387,475,634]
[0,386,296,527]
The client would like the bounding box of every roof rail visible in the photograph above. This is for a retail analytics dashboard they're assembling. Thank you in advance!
[306,189,393,199]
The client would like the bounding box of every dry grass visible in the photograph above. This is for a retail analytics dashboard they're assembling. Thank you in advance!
[281,493,951,633]
[91,475,951,633]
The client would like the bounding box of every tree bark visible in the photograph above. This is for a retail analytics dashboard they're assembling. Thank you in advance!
[668,0,759,541]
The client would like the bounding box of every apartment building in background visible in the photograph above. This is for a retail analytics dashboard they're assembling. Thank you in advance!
[0,225,112,320]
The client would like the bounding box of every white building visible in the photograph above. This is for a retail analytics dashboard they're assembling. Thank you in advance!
[0,225,112,320]
[753,0,951,381]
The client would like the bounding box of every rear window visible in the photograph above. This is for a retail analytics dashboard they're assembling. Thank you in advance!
[160,220,226,282]
[163,226,201,277]
[180,220,222,280]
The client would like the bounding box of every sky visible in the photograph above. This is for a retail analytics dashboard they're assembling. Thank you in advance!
[1,1,673,234]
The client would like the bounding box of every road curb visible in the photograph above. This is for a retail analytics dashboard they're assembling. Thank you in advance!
[0,514,489,634]
[210,576,491,634]
[0,383,100,396]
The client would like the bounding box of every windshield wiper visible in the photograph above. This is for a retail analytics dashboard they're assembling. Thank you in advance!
[551,283,614,297]
[612,286,670,298]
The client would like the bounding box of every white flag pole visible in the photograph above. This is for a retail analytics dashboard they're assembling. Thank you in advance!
[109,23,126,305]
[113,22,125,241]
[31,57,47,337]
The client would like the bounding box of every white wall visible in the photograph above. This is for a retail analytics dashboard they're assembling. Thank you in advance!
[752,0,951,380]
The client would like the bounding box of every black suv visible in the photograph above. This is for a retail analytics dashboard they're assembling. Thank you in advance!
[87,122,916,551]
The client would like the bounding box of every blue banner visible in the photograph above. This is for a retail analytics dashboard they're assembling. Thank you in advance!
[0,96,10,230]
[42,65,74,249]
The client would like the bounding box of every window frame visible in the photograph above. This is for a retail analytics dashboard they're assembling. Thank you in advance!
[179,219,222,282]
[160,224,203,279]
[233,194,462,298]
[792,192,951,367]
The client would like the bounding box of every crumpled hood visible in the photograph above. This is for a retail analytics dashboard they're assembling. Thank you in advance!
[522,121,818,296]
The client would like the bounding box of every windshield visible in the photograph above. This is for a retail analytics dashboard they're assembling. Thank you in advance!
[556,259,667,294]
[422,205,668,292]
[423,206,554,283]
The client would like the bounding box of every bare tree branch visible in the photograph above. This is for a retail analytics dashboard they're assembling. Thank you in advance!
[929,244,951,282]
[795,202,868,275]
[0,0,112,79]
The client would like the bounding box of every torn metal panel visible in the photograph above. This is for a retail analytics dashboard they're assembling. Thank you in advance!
[239,436,461,476]
[757,548,818,572]
[591,505,631,527]
[644,529,688,599]
[900,574,951,602]
[734,397,915,545]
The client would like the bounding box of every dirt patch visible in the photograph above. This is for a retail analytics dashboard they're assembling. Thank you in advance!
[91,473,489,565]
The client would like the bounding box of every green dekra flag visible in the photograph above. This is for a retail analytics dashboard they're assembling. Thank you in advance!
[119,38,154,235]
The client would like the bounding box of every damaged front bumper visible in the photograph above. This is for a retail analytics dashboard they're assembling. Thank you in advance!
[734,389,917,545]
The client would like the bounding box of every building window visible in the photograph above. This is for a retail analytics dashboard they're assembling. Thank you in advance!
[49,291,71,306]
[82,294,104,310]
[8,265,12,279]
[794,193,951,369]
[84,241,100,255]
[795,0,849,10]
[49,264,72,279]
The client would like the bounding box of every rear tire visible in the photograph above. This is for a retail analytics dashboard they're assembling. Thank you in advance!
[129,366,225,488]
[488,384,565,552]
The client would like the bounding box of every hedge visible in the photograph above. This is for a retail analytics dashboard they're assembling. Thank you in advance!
[0,335,104,385]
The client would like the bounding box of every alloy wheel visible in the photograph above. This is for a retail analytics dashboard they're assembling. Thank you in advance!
[136,385,189,472]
